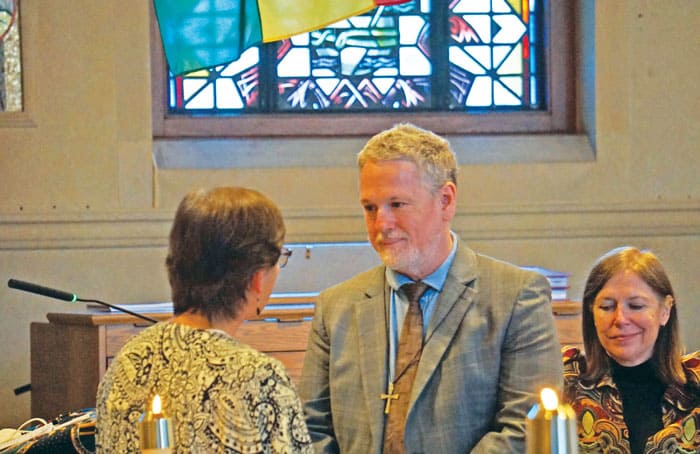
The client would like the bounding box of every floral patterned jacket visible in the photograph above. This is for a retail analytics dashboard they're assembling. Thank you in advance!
[562,347,700,453]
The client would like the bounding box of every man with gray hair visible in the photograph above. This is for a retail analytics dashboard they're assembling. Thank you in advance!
[299,123,563,453]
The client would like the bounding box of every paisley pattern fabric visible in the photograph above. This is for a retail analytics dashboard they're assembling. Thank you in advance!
[563,347,700,453]
[96,322,312,453]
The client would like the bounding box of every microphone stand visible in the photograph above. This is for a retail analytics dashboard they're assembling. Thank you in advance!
[8,278,159,396]
[76,297,159,324]
[7,278,158,324]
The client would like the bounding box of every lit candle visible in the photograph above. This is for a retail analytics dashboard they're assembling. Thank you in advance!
[526,387,578,454]
[139,394,174,453]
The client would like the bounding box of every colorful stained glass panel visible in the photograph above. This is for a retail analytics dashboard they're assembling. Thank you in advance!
[166,0,543,115]
[168,47,261,112]
[276,2,429,111]
[448,0,539,110]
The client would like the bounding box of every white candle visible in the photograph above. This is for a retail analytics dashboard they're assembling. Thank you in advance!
[526,387,578,454]
[139,394,174,453]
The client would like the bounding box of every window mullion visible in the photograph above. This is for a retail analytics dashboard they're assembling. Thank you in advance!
[430,0,450,110]
[260,43,277,113]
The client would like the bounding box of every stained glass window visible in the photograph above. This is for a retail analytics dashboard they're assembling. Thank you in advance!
[0,0,22,112]
[166,0,542,115]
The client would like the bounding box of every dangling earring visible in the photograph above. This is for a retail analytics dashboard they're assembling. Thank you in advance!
[256,297,261,316]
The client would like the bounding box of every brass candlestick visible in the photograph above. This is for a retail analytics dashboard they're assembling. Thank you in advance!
[526,387,578,454]
[139,394,174,453]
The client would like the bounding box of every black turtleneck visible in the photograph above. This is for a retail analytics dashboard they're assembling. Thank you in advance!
[610,359,666,454]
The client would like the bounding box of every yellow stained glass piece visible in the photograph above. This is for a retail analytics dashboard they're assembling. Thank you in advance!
[506,0,521,15]
[258,0,376,43]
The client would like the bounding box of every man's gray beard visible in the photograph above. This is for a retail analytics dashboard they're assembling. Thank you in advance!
[379,248,421,277]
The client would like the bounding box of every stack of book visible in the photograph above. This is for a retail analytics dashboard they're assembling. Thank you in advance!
[520,266,570,301]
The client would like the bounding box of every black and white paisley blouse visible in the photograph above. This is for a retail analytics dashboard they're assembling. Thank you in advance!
[96,322,312,453]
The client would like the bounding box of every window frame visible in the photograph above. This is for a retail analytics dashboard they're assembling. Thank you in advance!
[150,0,575,138]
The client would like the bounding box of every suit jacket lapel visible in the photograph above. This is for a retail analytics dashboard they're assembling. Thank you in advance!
[354,267,390,450]
[411,243,478,405]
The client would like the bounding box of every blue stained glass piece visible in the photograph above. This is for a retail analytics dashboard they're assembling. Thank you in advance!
[168,79,176,109]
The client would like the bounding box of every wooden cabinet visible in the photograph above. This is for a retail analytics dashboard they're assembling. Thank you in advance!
[30,298,580,419]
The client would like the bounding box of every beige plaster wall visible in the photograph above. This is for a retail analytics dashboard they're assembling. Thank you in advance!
[0,0,698,428]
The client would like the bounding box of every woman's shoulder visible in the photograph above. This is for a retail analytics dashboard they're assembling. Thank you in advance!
[208,331,294,380]
[562,346,585,366]
[560,347,588,404]
[681,350,700,367]
[147,323,290,377]
[681,350,700,384]
[112,321,170,356]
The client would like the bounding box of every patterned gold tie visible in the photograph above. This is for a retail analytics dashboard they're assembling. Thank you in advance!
[383,281,429,454]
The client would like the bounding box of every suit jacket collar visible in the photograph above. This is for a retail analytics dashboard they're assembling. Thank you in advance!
[425,242,478,338]
[412,242,478,413]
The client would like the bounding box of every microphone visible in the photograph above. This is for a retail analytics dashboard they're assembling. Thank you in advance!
[8,279,77,302]
[7,278,158,324]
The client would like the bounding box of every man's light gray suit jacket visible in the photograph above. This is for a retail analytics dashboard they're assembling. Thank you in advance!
[299,242,564,453]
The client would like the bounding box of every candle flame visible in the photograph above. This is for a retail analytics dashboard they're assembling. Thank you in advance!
[540,387,559,411]
[151,394,162,414]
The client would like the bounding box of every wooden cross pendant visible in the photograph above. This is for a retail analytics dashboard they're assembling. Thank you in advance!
[381,382,399,414]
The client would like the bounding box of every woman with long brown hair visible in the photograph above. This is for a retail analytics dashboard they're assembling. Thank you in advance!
[563,246,699,453]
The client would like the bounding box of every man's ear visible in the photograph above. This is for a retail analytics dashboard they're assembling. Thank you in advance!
[440,182,457,218]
